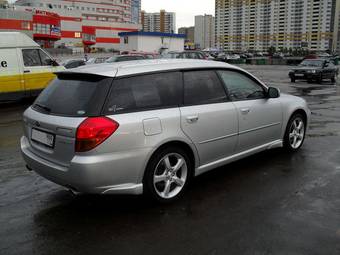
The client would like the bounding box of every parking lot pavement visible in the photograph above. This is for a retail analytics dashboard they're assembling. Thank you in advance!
[0,65,340,255]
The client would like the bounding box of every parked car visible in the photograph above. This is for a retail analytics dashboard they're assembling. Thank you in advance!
[122,51,159,59]
[86,57,109,65]
[215,52,227,62]
[272,52,285,59]
[61,59,86,69]
[214,53,241,62]
[162,51,208,60]
[105,55,145,63]
[289,59,339,83]
[226,54,240,60]
[0,32,64,101]
[21,60,310,203]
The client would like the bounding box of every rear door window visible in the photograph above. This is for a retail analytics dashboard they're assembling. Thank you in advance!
[183,70,227,105]
[32,74,112,117]
[104,72,182,114]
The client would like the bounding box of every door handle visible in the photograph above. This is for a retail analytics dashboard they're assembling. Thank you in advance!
[24,70,30,73]
[186,115,199,123]
[241,108,250,115]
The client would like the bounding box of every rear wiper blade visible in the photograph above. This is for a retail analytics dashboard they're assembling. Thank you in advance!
[34,103,51,113]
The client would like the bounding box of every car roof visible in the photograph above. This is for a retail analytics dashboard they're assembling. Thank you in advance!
[61,59,241,78]
[0,32,39,48]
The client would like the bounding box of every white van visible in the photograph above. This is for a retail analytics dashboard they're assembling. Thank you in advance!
[0,32,65,101]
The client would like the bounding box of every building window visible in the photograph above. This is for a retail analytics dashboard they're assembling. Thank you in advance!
[75,32,81,38]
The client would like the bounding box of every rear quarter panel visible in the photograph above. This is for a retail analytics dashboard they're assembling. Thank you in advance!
[83,108,197,183]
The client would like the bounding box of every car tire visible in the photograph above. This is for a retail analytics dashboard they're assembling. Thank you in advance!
[331,75,336,83]
[283,113,306,152]
[143,146,193,203]
[317,75,322,84]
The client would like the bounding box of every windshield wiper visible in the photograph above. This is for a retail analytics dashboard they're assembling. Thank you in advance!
[34,103,51,113]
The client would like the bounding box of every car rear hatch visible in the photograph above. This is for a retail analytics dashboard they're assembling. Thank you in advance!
[23,72,113,167]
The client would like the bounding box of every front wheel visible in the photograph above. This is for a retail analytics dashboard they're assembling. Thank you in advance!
[284,114,306,152]
[316,75,323,84]
[331,75,336,83]
[143,147,192,203]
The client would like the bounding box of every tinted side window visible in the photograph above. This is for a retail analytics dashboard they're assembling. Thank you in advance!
[23,49,42,67]
[217,70,266,101]
[183,70,227,105]
[104,72,182,114]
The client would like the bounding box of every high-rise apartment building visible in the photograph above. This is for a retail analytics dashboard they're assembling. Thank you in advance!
[141,10,176,33]
[178,26,195,43]
[215,0,340,52]
[131,0,141,24]
[333,0,340,53]
[195,14,215,49]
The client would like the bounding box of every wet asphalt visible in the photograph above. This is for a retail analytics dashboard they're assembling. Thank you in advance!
[0,65,340,255]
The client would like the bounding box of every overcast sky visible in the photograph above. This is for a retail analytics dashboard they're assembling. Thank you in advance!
[142,0,215,30]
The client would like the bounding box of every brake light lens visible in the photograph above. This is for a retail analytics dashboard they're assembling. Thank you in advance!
[75,117,119,152]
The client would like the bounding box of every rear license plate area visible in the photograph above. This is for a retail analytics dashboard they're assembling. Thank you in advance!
[31,128,55,148]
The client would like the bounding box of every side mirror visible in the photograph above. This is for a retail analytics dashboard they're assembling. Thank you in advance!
[47,59,59,66]
[267,87,280,99]
[51,59,59,66]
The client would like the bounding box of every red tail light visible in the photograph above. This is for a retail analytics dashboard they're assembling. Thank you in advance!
[75,117,119,152]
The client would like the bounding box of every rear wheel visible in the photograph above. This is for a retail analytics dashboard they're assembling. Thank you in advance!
[143,147,192,203]
[284,114,306,152]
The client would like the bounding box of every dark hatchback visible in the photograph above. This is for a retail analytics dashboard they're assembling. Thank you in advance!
[289,59,338,83]
[61,59,86,69]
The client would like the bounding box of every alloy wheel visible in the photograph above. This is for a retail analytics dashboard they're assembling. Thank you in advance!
[153,153,188,199]
[289,117,305,149]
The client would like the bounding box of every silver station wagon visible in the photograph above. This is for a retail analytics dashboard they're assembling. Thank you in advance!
[21,60,310,202]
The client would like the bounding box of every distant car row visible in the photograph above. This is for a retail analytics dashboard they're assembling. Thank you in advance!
[61,51,213,69]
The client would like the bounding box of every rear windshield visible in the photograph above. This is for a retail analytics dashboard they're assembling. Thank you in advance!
[32,73,112,117]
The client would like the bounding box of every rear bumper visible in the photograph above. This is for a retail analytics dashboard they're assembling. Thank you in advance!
[21,136,147,195]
